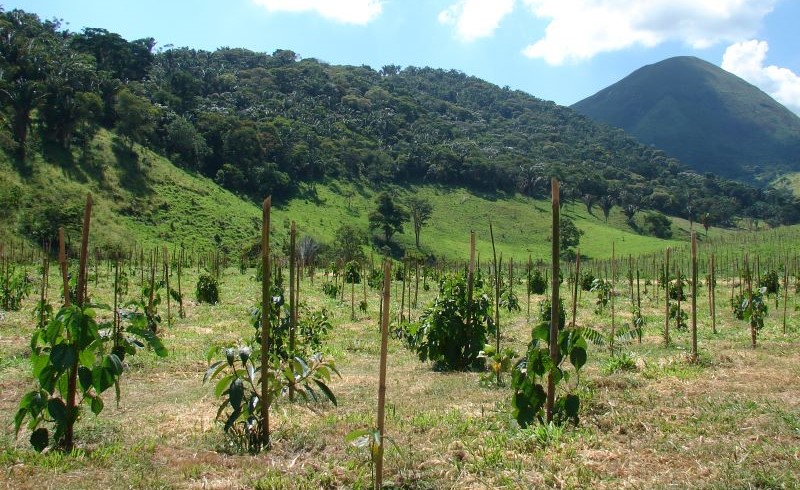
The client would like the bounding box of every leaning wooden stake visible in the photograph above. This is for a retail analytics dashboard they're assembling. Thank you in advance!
[260,197,272,449]
[690,231,698,362]
[375,260,392,490]
[546,178,560,423]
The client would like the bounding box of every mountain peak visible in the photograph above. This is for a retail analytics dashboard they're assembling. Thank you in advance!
[572,56,800,182]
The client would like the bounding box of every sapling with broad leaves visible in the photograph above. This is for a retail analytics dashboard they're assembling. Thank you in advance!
[15,197,167,453]
[205,214,339,453]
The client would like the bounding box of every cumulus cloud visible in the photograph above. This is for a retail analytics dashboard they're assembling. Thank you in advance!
[438,0,515,41]
[520,0,777,65]
[722,40,800,114]
[251,0,383,25]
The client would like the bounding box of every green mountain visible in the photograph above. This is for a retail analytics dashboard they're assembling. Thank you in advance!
[572,56,800,183]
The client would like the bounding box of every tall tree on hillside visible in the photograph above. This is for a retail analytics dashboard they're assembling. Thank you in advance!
[599,195,615,223]
[407,196,433,248]
[114,88,156,148]
[369,192,409,243]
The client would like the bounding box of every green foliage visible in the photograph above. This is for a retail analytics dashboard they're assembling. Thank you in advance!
[368,192,409,244]
[16,302,165,452]
[669,303,688,331]
[668,275,686,301]
[559,217,583,258]
[511,319,588,427]
[321,282,340,299]
[366,268,384,290]
[344,261,361,284]
[731,288,768,332]
[478,344,517,387]
[0,8,796,235]
[17,196,84,247]
[538,298,566,330]
[499,284,521,313]
[644,212,673,239]
[133,282,162,332]
[402,270,493,371]
[590,279,612,313]
[204,346,339,454]
[1,265,32,311]
[332,224,367,264]
[527,269,547,295]
[601,352,638,374]
[572,56,800,185]
[579,271,595,291]
[759,270,780,296]
[196,274,220,304]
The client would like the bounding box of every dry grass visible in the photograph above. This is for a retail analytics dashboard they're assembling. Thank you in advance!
[1,264,799,489]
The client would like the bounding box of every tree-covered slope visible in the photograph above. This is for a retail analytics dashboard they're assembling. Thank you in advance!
[572,56,800,183]
[0,7,798,242]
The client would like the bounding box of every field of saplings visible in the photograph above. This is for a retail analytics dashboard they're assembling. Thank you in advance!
[1,192,799,489]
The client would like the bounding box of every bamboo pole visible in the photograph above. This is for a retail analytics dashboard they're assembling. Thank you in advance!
[260,197,272,449]
[489,222,501,385]
[289,221,297,401]
[375,260,392,490]
[466,232,476,331]
[690,232,698,362]
[546,178,560,423]
[664,248,670,346]
[571,250,580,328]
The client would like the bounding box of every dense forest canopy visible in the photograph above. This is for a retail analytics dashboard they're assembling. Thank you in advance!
[1,8,798,229]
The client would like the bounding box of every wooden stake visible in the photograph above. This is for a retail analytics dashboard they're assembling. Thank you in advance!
[546,178,560,423]
[690,232,698,361]
[260,197,272,449]
[375,260,392,490]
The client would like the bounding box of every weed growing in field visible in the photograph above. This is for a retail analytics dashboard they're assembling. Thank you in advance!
[601,352,639,374]
[2,264,32,311]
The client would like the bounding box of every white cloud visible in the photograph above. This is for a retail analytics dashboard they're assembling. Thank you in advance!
[519,0,777,65]
[438,0,515,42]
[252,0,383,25]
[722,40,800,114]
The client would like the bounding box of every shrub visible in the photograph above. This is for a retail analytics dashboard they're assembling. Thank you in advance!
[196,274,220,304]
[579,271,595,291]
[321,282,340,299]
[402,270,493,371]
[527,270,547,295]
[759,270,780,296]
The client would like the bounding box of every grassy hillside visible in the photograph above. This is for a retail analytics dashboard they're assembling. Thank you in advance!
[0,131,262,254]
[279,183,693,262]
[0,130,709,262]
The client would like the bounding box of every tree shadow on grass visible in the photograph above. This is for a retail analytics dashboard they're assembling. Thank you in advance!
[112,136,151,197]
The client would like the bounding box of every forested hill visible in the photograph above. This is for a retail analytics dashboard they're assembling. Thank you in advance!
[572,56,800,183]
[1,8,798,228]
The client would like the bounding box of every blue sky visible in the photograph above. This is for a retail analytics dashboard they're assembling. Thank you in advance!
[8,0,800,113]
